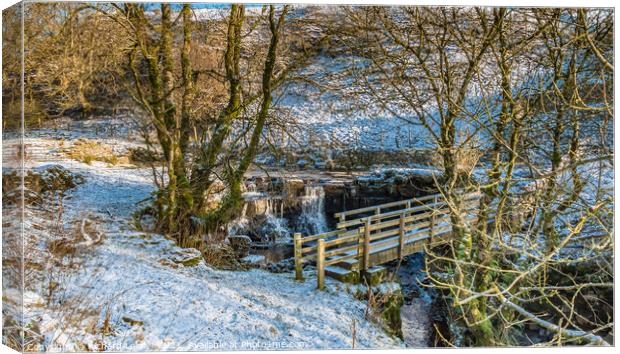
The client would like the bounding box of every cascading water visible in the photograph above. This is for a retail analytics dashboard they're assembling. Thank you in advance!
[261,197,289,242]
[297,185,328,235]
[228,190,290,243]
[229,181,330,244]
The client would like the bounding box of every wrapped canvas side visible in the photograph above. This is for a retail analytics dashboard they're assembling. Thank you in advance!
[2,1,25,352]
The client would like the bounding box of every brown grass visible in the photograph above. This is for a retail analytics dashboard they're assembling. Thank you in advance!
[65,139,128,165]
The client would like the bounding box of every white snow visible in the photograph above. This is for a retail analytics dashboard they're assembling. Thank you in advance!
[356,166,442,184]
[40,230,401,351]
[241,254,266,264]
[5,127,404,351]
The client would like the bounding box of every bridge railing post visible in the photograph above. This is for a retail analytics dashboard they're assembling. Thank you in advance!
[431,195,442,243]
[317,239,325,290]
[337,214,345,228]
[430,210,435,245]
[363,217,371,270]
[398,211,405,259]
[357,226,364,263]
[294,232,304,281]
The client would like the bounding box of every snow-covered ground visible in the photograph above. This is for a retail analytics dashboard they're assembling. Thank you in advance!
[3,130,405,351]
[277,63,435,152]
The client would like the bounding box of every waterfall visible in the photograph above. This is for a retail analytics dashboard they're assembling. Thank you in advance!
[262,197,289,242]
[297,185,328,235]
[229,191,290,243]
[229,181,329,243]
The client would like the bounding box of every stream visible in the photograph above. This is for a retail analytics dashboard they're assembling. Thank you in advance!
[231,176,436,346]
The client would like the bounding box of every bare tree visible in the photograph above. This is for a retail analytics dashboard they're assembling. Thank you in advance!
[335,6,613,346]
[99,4,295,244]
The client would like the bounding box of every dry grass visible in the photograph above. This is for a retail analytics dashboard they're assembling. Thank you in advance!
[48,238,78,258]
[65,139,128,165]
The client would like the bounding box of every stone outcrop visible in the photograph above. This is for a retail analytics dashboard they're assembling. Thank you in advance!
[227,235,252,258]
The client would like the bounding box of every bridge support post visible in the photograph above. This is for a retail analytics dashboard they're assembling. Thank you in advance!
[398,212,405,259]
[357,226,364,266]
[294,232,303,281]
[317,239,325,290]
[430,197,438,244]
[363,218,371,270]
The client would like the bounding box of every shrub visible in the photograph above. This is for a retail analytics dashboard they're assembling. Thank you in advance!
[200,243,246,271]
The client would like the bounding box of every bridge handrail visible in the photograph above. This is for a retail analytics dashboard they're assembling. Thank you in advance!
[333,188,471,222]
[336,200,445,229]
[336,191,480,229]
[333,194,437,220]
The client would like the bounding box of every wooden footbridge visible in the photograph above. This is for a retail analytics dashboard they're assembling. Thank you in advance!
[293,191,482,289]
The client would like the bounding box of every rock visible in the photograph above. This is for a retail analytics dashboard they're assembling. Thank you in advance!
[241,254,265,264]
[138,214,157,232]
[228,235,252,258]
[158,258,179,268]
[3,165,85,205]
[326,267,360,283]
[314,160,327,169]
[362,266,388,286]
[168,248,204,267]
[354,168,440,198]
[255,155,275,165]
[201,244,244,270]
[284,178,305,192]
[322,181,345,196]
[122,316,144,327]
[325,159,335,170]
[265,257,295,273]
[269,177,284,188]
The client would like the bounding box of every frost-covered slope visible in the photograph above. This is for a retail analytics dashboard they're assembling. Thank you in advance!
[5,135,403,351]
[276,55,436,152]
